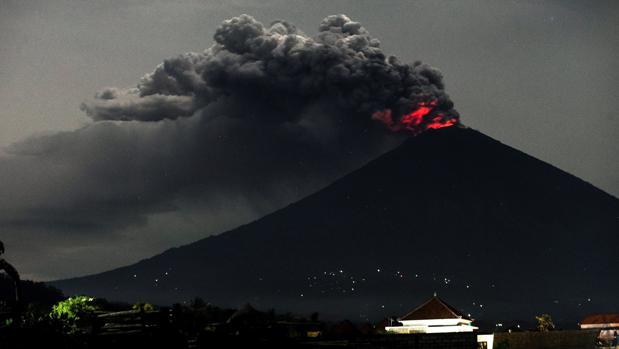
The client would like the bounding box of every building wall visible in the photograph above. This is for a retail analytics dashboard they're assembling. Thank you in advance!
[386,325,477,334]
[581,323,619,329]
[478,334,494,349]
[493,330,599,349]
[345,332,479,349]
[400,318,472,327]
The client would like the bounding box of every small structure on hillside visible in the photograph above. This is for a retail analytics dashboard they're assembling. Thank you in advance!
[204,303,323,339]
[386,294,478,334]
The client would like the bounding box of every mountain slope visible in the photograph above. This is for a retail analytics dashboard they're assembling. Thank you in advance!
[52,127,619,324]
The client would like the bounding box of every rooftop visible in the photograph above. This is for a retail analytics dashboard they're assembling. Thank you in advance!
[399,295,471,321]
[581,314,619,325]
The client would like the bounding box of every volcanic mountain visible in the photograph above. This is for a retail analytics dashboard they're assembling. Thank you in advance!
[52,127,619,324]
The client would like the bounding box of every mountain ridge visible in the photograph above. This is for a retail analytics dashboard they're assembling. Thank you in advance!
[52,126,619,324]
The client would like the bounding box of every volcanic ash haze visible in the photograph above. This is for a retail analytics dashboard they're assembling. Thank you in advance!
[53,127,619,324]
[30,13,619,325]
[1,14,460,280]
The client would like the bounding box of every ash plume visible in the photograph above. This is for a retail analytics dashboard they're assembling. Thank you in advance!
[81,14,458,128]
[1,14,459,279]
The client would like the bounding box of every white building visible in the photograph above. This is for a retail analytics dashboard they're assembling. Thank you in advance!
[580,313,619,330]
[386,294,478,334]
[385,295,494,348]
[580,314,619,345]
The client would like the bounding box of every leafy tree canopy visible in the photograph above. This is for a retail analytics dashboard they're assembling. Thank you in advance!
[535,314,555,332]
[49,295,100,334]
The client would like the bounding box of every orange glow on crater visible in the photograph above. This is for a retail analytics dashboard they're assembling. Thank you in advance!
[372,99,457,134]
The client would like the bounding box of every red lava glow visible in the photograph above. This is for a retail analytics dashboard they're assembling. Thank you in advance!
[372,99,457,134]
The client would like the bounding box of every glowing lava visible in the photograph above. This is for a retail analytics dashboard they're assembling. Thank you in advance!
[372,99,458,134]
[400,100,437,126]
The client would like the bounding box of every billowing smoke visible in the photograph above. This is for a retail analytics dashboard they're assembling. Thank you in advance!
[81,14,458,132]
[1,14,459,279]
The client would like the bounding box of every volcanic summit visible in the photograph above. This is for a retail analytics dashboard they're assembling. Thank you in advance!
[53,126,619,324]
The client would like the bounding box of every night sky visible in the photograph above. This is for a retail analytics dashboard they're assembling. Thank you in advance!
[0,0,617,281]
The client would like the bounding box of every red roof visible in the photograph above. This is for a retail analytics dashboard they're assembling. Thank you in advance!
[581,314,619,325]
[399,295,470,321]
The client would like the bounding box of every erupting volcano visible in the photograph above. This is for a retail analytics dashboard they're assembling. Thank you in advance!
[372,99,460,134]
[52,127,619,324]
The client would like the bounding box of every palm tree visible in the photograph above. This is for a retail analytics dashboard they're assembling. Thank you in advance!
[0,240,22,303]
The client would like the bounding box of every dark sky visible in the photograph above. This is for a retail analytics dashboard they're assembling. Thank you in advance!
[0,0,617,281]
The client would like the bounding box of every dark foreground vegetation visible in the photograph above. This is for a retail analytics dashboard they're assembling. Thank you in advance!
[0,277,380,349]
[0,277,609,349]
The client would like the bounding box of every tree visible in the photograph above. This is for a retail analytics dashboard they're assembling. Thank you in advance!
[0,240,22,303]
[535,314,555,332]
[132,302,155,312]
[190,297,206,310]
[49,296,100,334]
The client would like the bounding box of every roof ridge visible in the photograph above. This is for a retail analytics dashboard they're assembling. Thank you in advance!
[398,296,437,320]
[434,296,462,318]
[399,295,469,321]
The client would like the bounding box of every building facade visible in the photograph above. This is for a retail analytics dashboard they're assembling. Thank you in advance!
[386,295,478,334]
[386,295,493,348]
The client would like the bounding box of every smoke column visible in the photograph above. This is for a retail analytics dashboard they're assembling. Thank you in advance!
[81,14,459,134]
[1,14,461,279]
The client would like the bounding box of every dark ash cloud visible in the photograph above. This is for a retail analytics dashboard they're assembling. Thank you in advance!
[81,88,195,122]
[0,14,458,279]
[81,14,457,125]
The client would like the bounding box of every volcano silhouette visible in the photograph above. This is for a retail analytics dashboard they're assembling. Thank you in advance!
[52,127,619,324]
